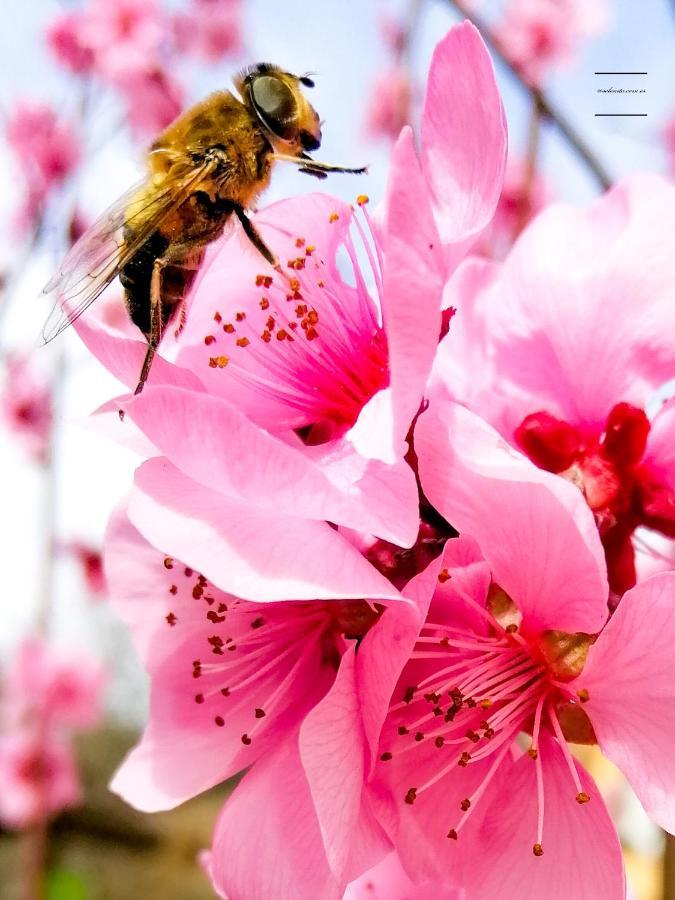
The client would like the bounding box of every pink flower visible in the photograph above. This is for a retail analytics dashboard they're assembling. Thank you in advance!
[5,103,80,230]
[370,399,675,897]
[72,23,505,543]
[45,11,94,74]
[173,0,243,62]
[114,64,183,138]
[3,638,104,732]
[474,156,551,259]
[1,354,53,463]
[663,112,675,176]
[364,68,412,142]
[497,0,610,85]
[66,541,107,596]
[344,851,463,899]
[77,0,166,81]
[0,730,80,829]
[436,174,675,593]
[104,506,419,898]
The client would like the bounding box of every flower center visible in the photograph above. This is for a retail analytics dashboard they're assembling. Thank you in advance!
[514,402,674,593]
[201,202,389,440]
[380,578,595,856]
[162,558,384,746]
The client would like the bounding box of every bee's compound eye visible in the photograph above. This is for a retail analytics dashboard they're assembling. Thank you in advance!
[251,75,297,140]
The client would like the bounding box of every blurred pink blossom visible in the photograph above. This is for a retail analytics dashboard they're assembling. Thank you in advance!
[45,11,94,74]
[114,65,184,138]
[0,638,104,829]
[173,0,243,62]
[663,112,675,176]
[497,0,610,85]
[0,731,80,829]
[77,0,166,81]
[344,851,463,899]
[475,156,551,258]
[5,103,81,231]
[0,354,53,464]
[66,541,107,597]
[3,638,104,731]
[435,173,675,594]
[364,67,412,142]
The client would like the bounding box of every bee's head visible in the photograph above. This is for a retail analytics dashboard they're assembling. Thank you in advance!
[238,63,322,154]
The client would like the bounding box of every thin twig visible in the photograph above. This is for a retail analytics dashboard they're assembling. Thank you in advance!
[444,0,612,191]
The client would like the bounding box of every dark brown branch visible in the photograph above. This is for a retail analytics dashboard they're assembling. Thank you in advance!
[444,0,612,191]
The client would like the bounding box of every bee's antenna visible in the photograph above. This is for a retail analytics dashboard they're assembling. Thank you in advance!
[299,73,316,88]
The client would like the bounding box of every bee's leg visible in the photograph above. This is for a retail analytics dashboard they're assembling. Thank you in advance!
[233,205,280,269]
[134,259,165,395]
[272,152,367,177]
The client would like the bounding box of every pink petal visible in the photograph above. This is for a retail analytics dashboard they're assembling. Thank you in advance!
[128,458,404,604]
[300,644,390,885]
[378,126,445,462]
[578,572,675,833]
[415,398,609,634]
[210,733,341,900]
[106,510,335,811]
[420,21,507,265]
[462,734,625,900]
[481,173,675,431]
[121,385,417,546]
[344,852,464,900]
[72,303,203,394]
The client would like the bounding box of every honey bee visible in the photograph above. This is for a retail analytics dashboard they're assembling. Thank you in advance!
[43,63,366,394]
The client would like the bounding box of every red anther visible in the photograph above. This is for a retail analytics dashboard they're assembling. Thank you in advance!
[404,788,417,805]
[533,843,544,857]
[602,403,650,467]
[514,411,581,473]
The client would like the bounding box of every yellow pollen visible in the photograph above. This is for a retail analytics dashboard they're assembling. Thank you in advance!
[329,212,339,222]
[576,792,591,804]
[209,356,229,368]
[577,688,590,703]
[480,698,493,709]
[357,194,369,206]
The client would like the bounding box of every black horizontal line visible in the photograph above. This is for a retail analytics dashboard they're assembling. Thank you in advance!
[594,113,648,117]
[594,71,647,75]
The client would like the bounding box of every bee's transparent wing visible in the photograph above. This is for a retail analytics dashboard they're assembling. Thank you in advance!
[41,160,217,343]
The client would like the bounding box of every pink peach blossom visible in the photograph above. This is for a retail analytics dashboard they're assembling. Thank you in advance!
[76,0,166,82]
[436,173,675,593]
[364,68,412,142]
[71,23,505,546]
[3,638,104,732]
[370,399,675,898]
[0,730,80,829]
[497,0,610,85]
[5,103,80,231]
[105,506,420,899]
[45,11,94,74]
[474,156,551,259]
[65,541,107,596]
[1,354,53,463]
[114,64,184,138]
[344,851,463,899]
[173,0,243,62]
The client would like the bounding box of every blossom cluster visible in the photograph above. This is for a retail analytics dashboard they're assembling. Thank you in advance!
[47,0,243,139]
[65,21,675,900]
[0,639,104,828]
